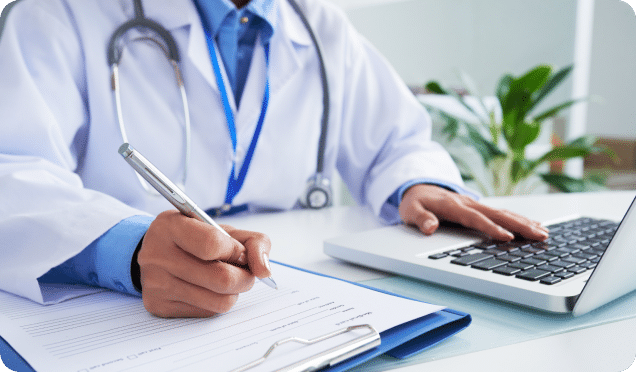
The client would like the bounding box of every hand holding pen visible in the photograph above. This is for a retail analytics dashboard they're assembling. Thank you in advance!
[119,143,277,318]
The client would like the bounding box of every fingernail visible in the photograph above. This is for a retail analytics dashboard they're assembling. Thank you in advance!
[262,252,271,273]
[499,227,514,240]
[237,253,247,265]
[423,220,437,231]
[535,226,549,238]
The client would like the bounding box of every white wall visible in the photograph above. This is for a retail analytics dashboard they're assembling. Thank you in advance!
[587,0,636,139]
[338,0,636,140]
[343,0,576,112]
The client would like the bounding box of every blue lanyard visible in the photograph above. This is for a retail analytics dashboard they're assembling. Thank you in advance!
[204,32,270,214]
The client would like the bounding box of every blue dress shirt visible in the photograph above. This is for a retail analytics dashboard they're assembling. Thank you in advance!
[194,0,275,106]
[39,0,476,297]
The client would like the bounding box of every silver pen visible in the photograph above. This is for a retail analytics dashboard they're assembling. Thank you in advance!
[118,143,277,290]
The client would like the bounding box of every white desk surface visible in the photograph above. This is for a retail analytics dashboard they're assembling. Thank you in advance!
[220,191,636,372]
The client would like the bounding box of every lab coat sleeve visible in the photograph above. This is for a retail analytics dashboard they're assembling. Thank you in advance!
[38,216,152,296]
[333,15,467,223]
[0,0,149,304]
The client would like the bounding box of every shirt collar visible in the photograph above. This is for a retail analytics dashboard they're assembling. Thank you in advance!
[194,0,278,43]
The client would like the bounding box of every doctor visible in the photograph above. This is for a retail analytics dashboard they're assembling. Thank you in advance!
[0,0,547,318]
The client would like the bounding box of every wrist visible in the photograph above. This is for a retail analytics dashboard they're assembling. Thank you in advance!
[130,234,145,293]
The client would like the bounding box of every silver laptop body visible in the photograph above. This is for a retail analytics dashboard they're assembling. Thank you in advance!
[324,197,636,316]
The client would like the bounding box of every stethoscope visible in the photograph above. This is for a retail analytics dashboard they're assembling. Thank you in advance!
[109,0,333,212]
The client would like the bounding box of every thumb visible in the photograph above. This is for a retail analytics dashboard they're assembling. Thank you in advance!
[401,203,440,235]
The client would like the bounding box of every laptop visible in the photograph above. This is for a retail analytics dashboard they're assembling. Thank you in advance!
[324,197,636,316]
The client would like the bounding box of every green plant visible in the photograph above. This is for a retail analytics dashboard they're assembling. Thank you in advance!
[423,64,611,196]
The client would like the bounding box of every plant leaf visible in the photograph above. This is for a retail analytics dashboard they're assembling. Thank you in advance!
[526,135,606,175]
[511,159,533,183]
[460,125,506,165]
[424,81,448,95]
[503,116,541,153]
[540,173,606,193]
[532,98,584,123]
[516,65,552,96]
[441,114,460,141]
[527,65,573,115]
[496,74,514,109]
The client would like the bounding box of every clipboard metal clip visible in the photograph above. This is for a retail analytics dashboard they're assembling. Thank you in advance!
[230,324,381,372]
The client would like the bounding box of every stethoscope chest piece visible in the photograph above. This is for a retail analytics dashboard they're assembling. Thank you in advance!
[300,173,333,209]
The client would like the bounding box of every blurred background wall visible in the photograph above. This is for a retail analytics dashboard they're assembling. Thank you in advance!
[331,0,636,196]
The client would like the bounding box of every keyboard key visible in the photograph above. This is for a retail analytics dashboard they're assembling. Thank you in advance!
[495,244,519,253]
[509,250,534,259]
[540,276,562,285]
[428,253,448,259]
[536,264,564,273]
[483,249,506,256]
[555,271,575,279]
[580,262,597,270]
[551,260,576,269]
[562,256,587,265]
[567,266,587,274]
[451,253,493,266]
[517,269,551,281]
[471,258,508,271]
[557,245,581,255]
[521,258,547,266]
[521,247,545,254]
[532,242,557,251]
[451,251,470,257]
[473,241,498,249]
[498,254,521,262]
[493,266,521,276]
[545,249,570,258]
[590,249,605,256]
[534,253,558,262]
[508,262,534,271]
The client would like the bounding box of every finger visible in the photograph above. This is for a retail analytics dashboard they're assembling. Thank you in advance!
[161,212,246,263]
[144,299,218,318]
[443,204,515,241]
[228,229,273,279]
[400,202,440,235]
[155,252,257,294]
[143,273,243,315]
[470,204,549,240]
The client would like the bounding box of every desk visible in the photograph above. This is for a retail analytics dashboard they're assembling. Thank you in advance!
[0,191,636,372]
[219,191,636,372]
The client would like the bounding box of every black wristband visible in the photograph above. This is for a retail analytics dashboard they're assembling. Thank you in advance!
[130,234,144,293]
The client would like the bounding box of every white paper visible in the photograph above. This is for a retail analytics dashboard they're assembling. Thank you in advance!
[0,264,444,372]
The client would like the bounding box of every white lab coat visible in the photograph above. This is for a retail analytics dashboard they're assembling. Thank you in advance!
[0,0,464,304]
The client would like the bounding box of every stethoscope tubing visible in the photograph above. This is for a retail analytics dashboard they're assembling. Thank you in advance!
[109,0,331,207]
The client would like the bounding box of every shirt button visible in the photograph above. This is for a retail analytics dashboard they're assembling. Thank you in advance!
[240,16,249,24]
[114,281,127,293]
[88,272,99,285]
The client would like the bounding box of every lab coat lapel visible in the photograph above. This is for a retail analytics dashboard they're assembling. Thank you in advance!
[235,0,313,145]
[268,0,312,95]
[143,0,224,99]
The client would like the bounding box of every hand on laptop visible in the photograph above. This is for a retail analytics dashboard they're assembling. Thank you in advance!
[398,184,549,241]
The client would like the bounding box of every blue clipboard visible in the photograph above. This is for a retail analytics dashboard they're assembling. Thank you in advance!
[270,261,472,371]
[1,261,471,372]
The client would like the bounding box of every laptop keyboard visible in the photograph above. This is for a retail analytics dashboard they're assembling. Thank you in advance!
[428,217,619,285]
